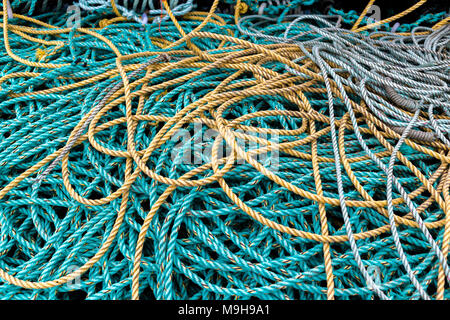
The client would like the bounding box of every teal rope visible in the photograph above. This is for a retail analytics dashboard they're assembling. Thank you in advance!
[0,4,449,300]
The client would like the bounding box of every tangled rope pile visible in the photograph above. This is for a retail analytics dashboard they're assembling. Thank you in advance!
[223,0,320,16]
[78,0,195,24]
[0,0,449,300]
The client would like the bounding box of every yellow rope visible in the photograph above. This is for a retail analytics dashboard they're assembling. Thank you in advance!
[234,0,248,25]
[353,0,428,33]
[351,0,376,31]
[0,0,448,300]
[110,0,123,18]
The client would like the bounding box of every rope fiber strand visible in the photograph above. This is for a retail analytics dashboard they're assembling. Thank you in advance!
[0,0,449,300]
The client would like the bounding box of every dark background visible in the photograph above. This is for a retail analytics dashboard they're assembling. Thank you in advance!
[196,0,449,23]
[323,0,448,23]
[14,0,450,22]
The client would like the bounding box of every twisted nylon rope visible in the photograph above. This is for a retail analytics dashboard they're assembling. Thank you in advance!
[32,53,172,189]
[78,0,195,24]
[0,0,449,300]
[238,12,450,297]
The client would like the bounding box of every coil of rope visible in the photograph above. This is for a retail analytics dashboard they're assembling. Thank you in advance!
[0,0,449,300]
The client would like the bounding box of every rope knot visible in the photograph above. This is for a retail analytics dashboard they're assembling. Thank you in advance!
[99,19,111,28]
[237,2,248,14]
[159,53,171,62]
[36,47,49,62]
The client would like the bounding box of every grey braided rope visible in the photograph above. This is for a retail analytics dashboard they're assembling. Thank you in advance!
[279,23,450,298]
[385,107,431,300]
[312,44,390,300]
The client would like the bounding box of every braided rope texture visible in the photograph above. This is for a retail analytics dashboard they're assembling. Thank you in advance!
[0,0,449,300]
